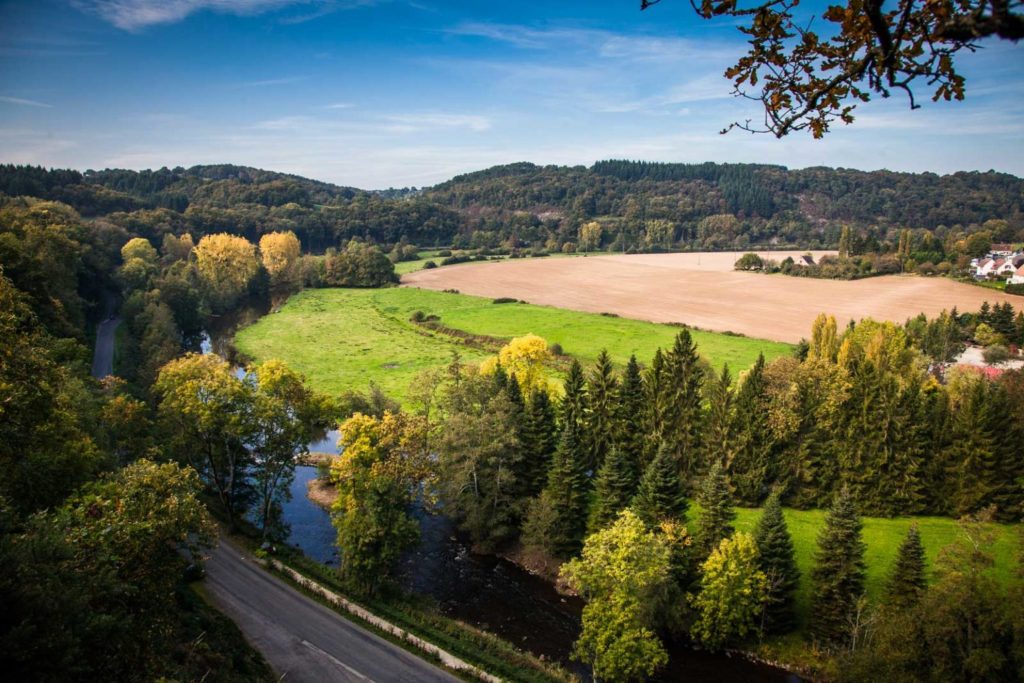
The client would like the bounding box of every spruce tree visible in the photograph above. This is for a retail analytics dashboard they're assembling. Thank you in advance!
[561,359,588,445]
[695,461,736,557]
[587,446,639,533]
[520,388,557,498]
[585,350,618,474]
[810,486,866,648]
[525,420,588,557]
[703,364,734,479]
[642,348,669,463]
[661,330,704,482]
[632,442,688,527]
[885,524,927,612]
[730,354,773,505]
[614,354,647,479]
[754,490,799,634]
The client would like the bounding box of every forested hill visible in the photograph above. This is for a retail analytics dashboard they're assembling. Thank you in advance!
[423,160,1024,250]
[1,160,1021,252]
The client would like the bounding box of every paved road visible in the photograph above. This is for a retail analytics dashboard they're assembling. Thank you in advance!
[91,294,120,378]
[204,539,460,683]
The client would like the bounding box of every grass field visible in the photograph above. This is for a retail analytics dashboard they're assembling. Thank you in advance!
[730,506,1021,632]
[234,287,793,402]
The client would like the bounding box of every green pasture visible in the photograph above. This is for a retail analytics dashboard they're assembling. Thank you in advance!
[234,287,793,402]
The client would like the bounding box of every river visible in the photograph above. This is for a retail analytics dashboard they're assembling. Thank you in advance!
[209,304,801,683]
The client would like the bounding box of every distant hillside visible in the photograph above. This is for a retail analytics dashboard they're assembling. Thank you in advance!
[1,160,1021,253]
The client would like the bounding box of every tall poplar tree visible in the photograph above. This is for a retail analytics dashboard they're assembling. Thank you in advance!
[810,486,866,648]
[754,490,799,634]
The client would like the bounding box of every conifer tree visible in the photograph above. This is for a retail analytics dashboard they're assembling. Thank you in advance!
[587,446,639,533]
[585,350,618,474]
[695,461,736,557]
[754,490,799,634]
[523,420,589,557]
[632,442,688,528]
[561,359,588,443]
[614,354,647,478]
[660,330,704,482]
[642,348,669,462]
[810,486,866,648]
[704,364,734,477]
[520,388,557,498]
[885,524,927,612]
[729,354,773,505]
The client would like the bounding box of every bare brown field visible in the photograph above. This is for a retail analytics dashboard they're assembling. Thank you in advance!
[403,252,1020,343]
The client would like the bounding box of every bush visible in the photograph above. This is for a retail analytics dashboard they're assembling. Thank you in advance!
[410,310,426,323]
[437,249,452,257]
[549,342,564,356]
[1007,283,1024,296]
[423,260,437,269]
[492,297,518,304]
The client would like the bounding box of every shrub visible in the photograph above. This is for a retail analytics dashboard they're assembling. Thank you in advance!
[437,249,452,257]
[549,342,564,356]
[423,260,437,269]
[410,310,426,323]
[492,297,518,304]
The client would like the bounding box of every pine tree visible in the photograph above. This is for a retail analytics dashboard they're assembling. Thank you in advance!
[661,330,704,482]
[729,354,773,505]
[632,442,688,527]
[642,348,669,463]
[754,490,799,634]
[810,487,866,648]
[520,388,557,498]
[587,446,639,533]
[614,354,647,479]
[695,461,736,557]
[585,350,618,474]
[885,524,927,612]
[523,420,589,557]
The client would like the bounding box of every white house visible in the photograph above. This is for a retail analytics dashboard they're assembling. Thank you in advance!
[997,259,1018,276]
[975,258,995,277]
[1010,265,1024,285]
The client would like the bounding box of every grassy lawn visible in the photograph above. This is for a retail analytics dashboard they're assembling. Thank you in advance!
[730,506,1021,632]
[234,287,793,402]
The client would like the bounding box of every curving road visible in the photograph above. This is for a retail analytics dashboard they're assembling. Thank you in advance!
[91,294,120,379]
[204,538,460,683]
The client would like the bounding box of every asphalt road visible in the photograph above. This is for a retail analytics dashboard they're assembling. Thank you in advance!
[204,539,461,683]
[91,293,120,379]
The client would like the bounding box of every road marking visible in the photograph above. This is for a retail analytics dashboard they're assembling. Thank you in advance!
[300,639,374,682]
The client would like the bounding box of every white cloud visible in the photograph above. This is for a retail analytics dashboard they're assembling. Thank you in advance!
[0,96,53,108]
[70,0,375,31]
[324,102,354,109]
[382,113,491,132]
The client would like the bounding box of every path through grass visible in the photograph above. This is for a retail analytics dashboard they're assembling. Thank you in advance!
[234,288,793,402]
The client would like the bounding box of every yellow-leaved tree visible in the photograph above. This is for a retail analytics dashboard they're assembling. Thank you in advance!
[259,230,301,290]
[578,221,603,252]
[195,233,260,311]
[479,334,552,395]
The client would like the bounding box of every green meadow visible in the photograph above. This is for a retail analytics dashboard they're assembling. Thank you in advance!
[234,287,793,402]
[730,507,1021,631]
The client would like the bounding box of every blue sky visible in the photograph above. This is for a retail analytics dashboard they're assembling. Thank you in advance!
[0,0,1022,188]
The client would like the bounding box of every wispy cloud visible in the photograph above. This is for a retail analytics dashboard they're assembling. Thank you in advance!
[71,0,330,31]
[324,102,354,109]
[0,96,54,108]
[235,75,309,88]
[382,113,491,132]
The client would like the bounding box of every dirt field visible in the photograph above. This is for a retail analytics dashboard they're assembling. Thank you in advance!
[403,252,1020,343]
